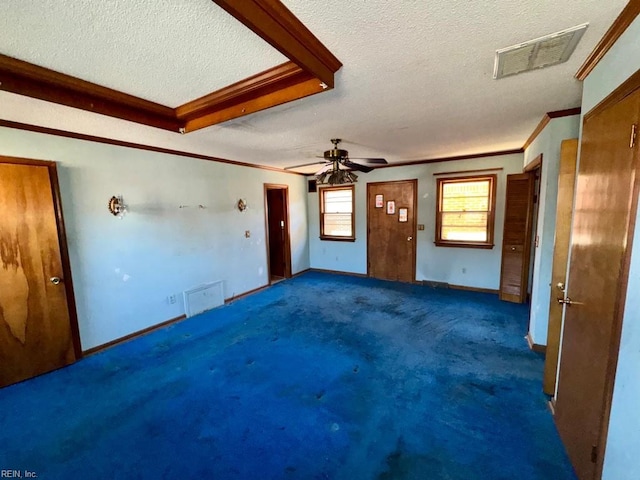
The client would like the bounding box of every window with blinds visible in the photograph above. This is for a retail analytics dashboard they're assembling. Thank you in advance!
[320,185,355,241]
[436,174,496,248]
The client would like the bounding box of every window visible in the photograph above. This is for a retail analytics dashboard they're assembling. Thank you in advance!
[435,174,496,248]
[320,185,355,241]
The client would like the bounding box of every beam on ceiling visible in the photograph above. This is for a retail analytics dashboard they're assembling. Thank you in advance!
[181,77,325,132]
[175,61,317,129]
[0,53,181,132]
[212,0,342,88]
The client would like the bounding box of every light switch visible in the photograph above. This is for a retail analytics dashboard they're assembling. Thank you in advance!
[245,230,251,238]
[417,224,425,231]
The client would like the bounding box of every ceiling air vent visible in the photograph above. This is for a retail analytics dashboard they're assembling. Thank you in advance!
[493,23,588,79]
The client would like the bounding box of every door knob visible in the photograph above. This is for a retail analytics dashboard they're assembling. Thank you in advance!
[556,282,565,292]
[407,236,413,241]
[50,277,62,285]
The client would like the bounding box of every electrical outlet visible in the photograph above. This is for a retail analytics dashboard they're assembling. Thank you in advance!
[417,224,425,231]
[168,294,177,304]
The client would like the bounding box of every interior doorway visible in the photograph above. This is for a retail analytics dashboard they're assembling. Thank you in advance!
[264,184,292,284]
[0,155,81,388]
[525,157,542,304]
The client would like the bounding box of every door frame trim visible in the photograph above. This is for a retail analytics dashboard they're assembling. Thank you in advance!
[585,68,640,121]
[522,156,542,325]
[523,153,543,173]
[0,155,83,358]
[366,179,418,282]
[263,183,292,283]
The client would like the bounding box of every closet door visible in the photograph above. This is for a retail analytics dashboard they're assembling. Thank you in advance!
[499,173,535,303]
[555,87,640,480]
[542,139,578,395]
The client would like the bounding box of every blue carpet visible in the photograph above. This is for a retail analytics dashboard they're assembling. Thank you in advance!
[0,272,575,479]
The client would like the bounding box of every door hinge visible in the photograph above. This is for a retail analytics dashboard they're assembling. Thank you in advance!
[631,124,637,148]
[591,444,598,463]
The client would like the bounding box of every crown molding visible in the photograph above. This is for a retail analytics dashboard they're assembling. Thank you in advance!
[0,119,306,176]
[522,108,581,150]
[366,149,524,171]
[576,0,640,81]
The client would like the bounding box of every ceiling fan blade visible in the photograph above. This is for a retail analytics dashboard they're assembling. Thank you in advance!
[348,157,388,164]
[284,160,328,170]
[343,160,374,173]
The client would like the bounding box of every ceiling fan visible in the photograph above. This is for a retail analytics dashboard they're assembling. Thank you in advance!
[285,139,388,185]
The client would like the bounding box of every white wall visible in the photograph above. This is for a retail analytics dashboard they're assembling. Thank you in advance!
[580,14,640,480]
[523,116,580,345]
[308,153,524,291]
[0,127,309,350]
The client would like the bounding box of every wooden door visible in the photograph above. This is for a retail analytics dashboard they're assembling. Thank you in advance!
[499,173,535,303]
[264,184,291,282]
[554,90,640,480]
[543,139,578,395]
[367,180,417,282]
[0,158,80,388]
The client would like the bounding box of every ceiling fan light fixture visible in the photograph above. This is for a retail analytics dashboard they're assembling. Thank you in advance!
[316,167,358,185]
[317,171,329,184]
[291,138,386,181]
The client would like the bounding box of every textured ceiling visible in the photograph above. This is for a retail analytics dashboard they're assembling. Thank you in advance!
[0,0,286,105]
[0,0,629,172]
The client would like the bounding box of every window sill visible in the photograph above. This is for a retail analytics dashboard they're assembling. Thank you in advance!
[434,241,494,249]
[320,236,356,242]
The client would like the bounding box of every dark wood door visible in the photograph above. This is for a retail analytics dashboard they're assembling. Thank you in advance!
[367,180,417,282]
[543,139,578,395]
[265,185,291,281]
[0,159,79,387]
[499,173,535,303]
[555,89,640,480]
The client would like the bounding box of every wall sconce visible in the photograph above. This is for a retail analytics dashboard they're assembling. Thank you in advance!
[108,195,128,218]
[237,199,248,212]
